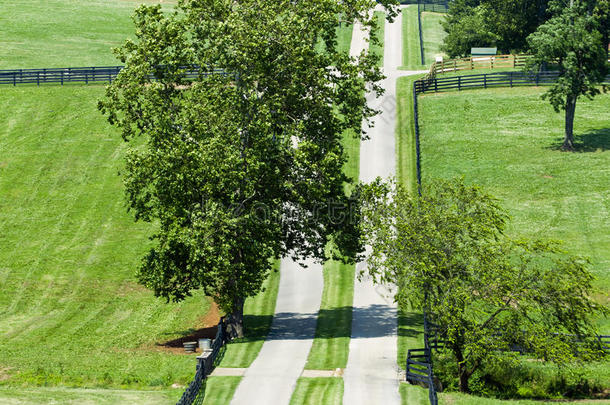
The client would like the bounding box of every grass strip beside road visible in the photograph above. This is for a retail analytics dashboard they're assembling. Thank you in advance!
[289,378,343,405]
[305,124,360,369]
[201,376,242,405]
[396,75,423,193]
[401,6,424,70]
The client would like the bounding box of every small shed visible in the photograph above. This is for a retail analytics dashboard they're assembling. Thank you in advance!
[471,47,497,57]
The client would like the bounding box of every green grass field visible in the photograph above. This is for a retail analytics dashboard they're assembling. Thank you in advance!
[0,387,182,405]
[418,87,610,307]
[0,84,279,402]
[0,85,217,390]
[421,12,446,65]
[0,0,174,69]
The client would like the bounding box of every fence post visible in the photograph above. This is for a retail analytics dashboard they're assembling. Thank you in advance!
[484,74,487,89]
[510,71,513,88]
[37,72,40,86]
[458,76,461,91]
[61,71,64,85]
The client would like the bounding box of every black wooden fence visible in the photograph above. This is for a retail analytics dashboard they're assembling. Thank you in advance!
[0,66,227,86]
[415,70,610,94]
[405,310,440,405]
[176,319,227,405]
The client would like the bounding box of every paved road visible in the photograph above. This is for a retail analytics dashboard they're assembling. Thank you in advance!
[229,257,323,405]
[343,7,415,405]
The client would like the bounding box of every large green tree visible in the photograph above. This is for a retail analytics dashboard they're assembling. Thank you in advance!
[99,0,397,337]
[359,178,607,393]
[528,0,608,150]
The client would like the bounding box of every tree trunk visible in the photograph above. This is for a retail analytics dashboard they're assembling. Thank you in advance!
[459,369,470,393]
[226,297,245,339]
[563,96,577,151]
[454,347,470,393]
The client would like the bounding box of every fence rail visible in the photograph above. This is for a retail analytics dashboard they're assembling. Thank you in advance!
[414,71,610,95]
[425,54,532,80]
[0,65,226,86]
[176,318,227,405]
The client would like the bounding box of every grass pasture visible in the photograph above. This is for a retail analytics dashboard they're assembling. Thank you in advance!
[0,0,175,69]
[0,85,220,390]
[417,87,610,306]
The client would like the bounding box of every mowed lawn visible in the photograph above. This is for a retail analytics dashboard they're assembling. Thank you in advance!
[0,0,174,69]
[0,85,216,392]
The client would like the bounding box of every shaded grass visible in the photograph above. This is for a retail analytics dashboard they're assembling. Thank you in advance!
[401,6,425,70]
[305,115,360,369]
[0,386,182,405]
[336,22,354,56]
[421,12,446,65]
[217,264,280,368]
[289,378,343,405]
[370,11,386,68]
[201,376,242,405]
[0,0,175,69]
[0,85,218,389]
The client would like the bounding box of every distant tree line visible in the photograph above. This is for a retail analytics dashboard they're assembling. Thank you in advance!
[441,0,609,58]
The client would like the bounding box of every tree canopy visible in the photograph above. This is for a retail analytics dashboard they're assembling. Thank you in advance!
[99,0,398,337]
[359,178,607,392]
[527,0,608,150]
